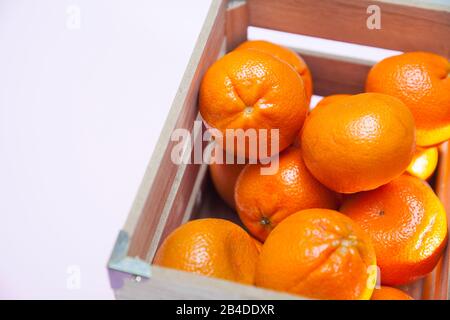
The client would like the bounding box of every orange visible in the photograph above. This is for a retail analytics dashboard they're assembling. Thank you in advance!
[154,218,259,284]
[235,147,339,241]
[301,92,416,193]
[209,149,245,209]
[291,94,351,147]
[255,209,377,300]
[366,52,450,147]
[341,175,448,285]
[406,146,439,180]
[252,238,263,254]
[199,49,308,158]
[314,94,351,110]
[371,286,413,300]
[235,40,313,105]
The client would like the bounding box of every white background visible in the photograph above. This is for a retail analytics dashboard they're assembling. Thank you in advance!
[0,0,211,299]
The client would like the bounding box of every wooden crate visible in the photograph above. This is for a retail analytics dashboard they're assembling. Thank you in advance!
[108,0,450,299]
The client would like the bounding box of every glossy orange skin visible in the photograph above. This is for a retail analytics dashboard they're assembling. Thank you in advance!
[256,209,377,300]
[314,94,351,110]
[235,147,339,241]
[341,175,448,286]
[301,93,416,193]
[199,49,308,158]
[406,146,439,180]
[235,40,313,105]
[371,286,413,300]
[209,150,245,209]
[366,52,450,147]
[154,218,259,284]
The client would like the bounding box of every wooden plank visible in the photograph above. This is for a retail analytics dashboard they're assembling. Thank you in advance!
[247,0,450,58]
[126,0,227,259]
[400,279,423,300]
[145,43,227,262]
[431,141,450,299]
[155,152,207,254]
[153,162,201,254]
[379,0,450,12]
[157,139,240,255]
[115,265,303,300]
[226,0,249,51]
[421,257,446,300]
[248,26,402,66]
[301,54,371,96]
[145,116,205,262]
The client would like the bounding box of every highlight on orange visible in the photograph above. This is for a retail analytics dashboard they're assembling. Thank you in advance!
[341,175,448,286]
[301,93,416,193]
[154,218,259,284]
[255,209,377,300]
[199,49,308,159]
[406,146,439,180]
[366,51,450,147]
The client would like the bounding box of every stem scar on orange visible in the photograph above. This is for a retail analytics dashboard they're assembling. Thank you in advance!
[255,209,377,300]
[199,49,308,159]
[234,40,313,105]
[235,147,339,242]
[341,175,448,286]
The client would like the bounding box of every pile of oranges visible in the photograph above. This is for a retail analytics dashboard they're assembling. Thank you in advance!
[155,40,450,300]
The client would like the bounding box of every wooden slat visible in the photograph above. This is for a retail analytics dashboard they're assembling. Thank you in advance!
[155,128,210,253]
[401,279,424,300]
[226,1,249,51]
[421,257,446,300]
[301,54,370,96]
[126,0,227,259]
[155,163,202,251]
[115,265,302,300]
[248,0,450,58]
[379,0,450,12]
[429,141,450,299]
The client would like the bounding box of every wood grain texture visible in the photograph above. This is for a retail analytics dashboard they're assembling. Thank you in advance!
[302,54,371,96]
[379,0,450,12]
[247,0,450,58]
[400,278,424,300]
[156,146,209,253]
[401,142,450,300]
[226,1,249,51]
[126,0,227,259]
[115,265,302,300]
[429,141,450,299]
